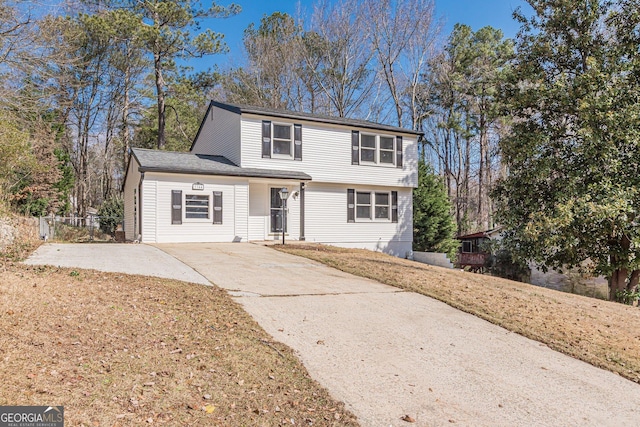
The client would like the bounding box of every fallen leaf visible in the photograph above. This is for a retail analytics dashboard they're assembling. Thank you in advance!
[401,415,416,423]
[204,404,215,414]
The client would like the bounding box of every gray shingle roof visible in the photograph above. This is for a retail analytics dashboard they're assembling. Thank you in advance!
[209,101,423,136]
[131,148,312,181]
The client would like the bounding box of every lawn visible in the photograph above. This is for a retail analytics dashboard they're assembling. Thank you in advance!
[0,264,358,426]
[274,244,640,384]
[0,217,358,426]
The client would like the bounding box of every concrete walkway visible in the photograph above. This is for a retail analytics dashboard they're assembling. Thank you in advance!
[25,243,640,426]
[157,243,640,427]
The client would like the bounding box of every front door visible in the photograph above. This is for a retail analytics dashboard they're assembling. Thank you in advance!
[270,188,287,233]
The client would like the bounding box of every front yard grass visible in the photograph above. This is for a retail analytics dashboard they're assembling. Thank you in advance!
[274,244,640,384]
[0,263,358,426]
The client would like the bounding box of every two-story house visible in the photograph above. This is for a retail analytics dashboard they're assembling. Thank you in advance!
[123,101,420,256]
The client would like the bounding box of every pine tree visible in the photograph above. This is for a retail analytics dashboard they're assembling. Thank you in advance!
[413,159,458,259]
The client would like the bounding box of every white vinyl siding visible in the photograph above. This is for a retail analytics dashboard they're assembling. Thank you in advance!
[240,115,418,188]
[123,158,141,241]
[141,180,157,243]
[248,182,268,240]
[234,184,248,239]
[191,105,242,165]
[304,183,412,256]
[140,172,246,243]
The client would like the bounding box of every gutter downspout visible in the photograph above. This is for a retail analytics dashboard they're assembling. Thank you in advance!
[138,172,144,242]
[299,182,305,241]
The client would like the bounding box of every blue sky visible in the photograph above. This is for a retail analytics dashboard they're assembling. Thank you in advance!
[201,0,531,69]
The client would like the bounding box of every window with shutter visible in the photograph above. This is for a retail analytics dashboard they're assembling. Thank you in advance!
[262,120,272,158]
[353,132,398,166]
[185,194,209,219]
[294,124,302,160]
[396,136,403,168]
[213,191,223,224]
[171,190,182,224]
[347,189,396,223]
[347,189,355,222]
[391,191,398,223]
[351,131,359,165]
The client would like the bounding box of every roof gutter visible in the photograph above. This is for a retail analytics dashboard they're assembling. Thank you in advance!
[137,166,312,181]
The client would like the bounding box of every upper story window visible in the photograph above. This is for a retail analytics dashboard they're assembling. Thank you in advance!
[262,120,302,160]
[272,123,293,156]
[360,134,377,163]
[352,130,403,168]
[379,136,395,164]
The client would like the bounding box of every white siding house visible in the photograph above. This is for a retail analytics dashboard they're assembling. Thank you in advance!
[123,101,421,256]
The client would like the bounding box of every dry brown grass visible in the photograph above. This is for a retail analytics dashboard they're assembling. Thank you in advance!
[274,244,640,384]
[0,216,357,426]
[0,263,358,426]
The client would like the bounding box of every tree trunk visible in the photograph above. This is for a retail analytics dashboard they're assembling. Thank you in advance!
[609,267,629,301]
[628,270,640,294]
[154,52,166,150]
[478,113,487,231]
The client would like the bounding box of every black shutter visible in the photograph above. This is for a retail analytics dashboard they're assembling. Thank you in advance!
[396,136,403,168]
[347,189,355,223]
[262,120,271,158]
[171,190,182,225]
[213,191,223,224]
[391,191,398,223]
[351,131,359,165]
[294,124,302,160]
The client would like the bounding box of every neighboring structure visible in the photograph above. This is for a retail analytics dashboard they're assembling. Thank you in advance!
[456,230,496,270]
[123,101,420,256]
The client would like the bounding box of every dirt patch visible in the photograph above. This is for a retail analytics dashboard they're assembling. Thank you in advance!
[274,244,640,384]
[0,263,358,426]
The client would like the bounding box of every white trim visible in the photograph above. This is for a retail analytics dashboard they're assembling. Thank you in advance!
[184,193,210,221]
[354,190,392,222]
[272,122,294,158]
[359,132,397,167]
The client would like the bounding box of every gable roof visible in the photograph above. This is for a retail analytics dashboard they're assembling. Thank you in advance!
[213,101,422,135]
[191,100,423,151]
[131,148,312,181]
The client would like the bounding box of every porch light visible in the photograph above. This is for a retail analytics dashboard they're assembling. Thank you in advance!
[279,187,289,245]
[279,187,289,200]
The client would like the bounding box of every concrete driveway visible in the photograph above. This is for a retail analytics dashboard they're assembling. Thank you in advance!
[25,242,640,426]
[23,243,210,285]
[157,243,640,427]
